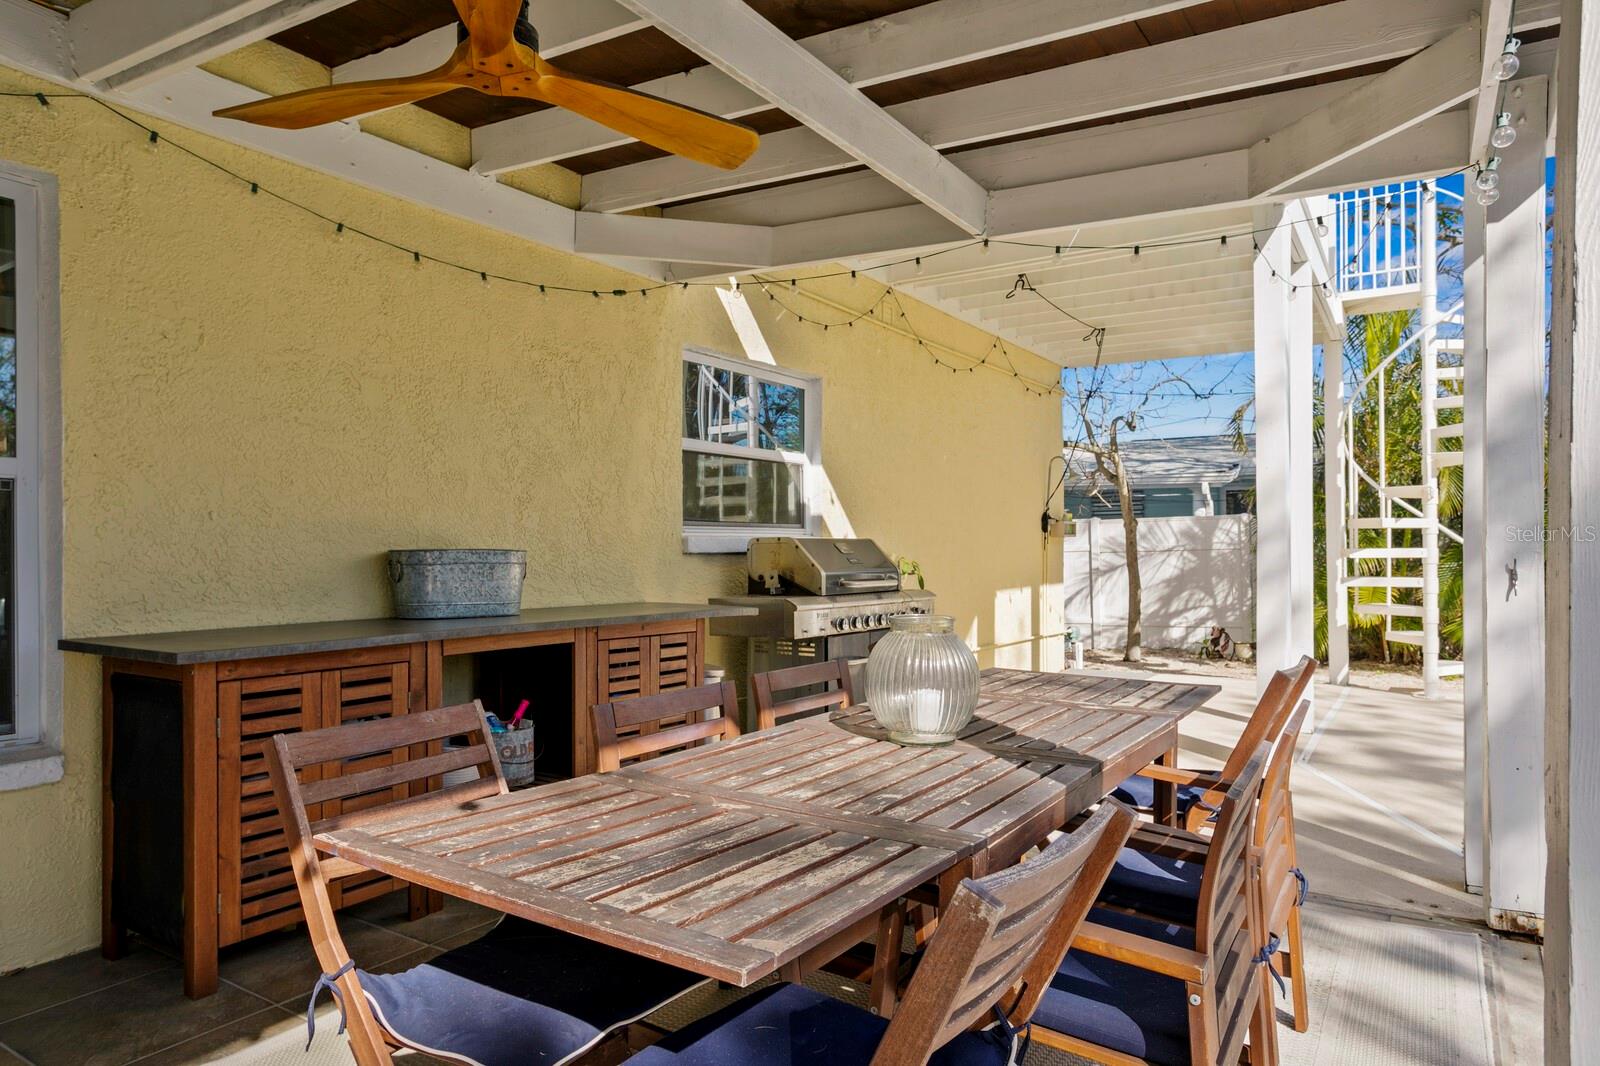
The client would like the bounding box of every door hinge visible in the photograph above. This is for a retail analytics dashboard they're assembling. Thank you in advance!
[216,893,223,915]
[215,718,221,739]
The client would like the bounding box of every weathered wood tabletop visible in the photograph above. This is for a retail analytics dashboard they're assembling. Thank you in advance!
[313,669,1217,989]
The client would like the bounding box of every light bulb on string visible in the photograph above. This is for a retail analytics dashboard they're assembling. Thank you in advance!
[980,239,991,256]
[1491,37,1521,81]
[1475,159,1501,192]
[1217,234,1229,257]
[914,257,924,275]
[1476,184,1501,207]
[1491,112,1517,149]
[1315,216,1329,238]
[1131,245,1141,261]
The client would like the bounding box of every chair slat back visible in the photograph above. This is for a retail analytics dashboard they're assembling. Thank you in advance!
[592,682,741,773]
[1256,699,1310,932]
[872,802,1137,1066]
[264,701,503,1066]
[1189,655,1315,823]
[1194,743,1271,1066]
[751,658,857,731]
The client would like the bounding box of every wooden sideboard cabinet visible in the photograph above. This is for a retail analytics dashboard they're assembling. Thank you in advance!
[65,603,753,999]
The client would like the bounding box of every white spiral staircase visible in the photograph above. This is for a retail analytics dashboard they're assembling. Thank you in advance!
[1330,181,1465,695]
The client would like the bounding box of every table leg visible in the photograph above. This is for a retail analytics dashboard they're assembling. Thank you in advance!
[868,901,906,1018]
[1154,745,1179,827]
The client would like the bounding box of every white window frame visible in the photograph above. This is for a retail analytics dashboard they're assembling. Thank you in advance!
[681,346,821,554]
[0,163,63,791]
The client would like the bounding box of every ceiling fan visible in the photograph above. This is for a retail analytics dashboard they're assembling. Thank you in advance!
[212,0,759,170]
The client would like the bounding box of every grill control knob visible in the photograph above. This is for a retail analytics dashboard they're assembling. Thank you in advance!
[833,618,847,631]
[851,616,865,630]
[874,613,887,626]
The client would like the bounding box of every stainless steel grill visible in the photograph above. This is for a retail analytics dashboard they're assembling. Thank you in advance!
[709,537,935,709]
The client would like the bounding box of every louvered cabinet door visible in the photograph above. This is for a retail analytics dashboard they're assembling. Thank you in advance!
[218,672,323,946]
[590,624,703,770]
[318,662,416,910]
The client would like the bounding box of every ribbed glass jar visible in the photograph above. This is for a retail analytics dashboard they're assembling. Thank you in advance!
[864,614,979,745]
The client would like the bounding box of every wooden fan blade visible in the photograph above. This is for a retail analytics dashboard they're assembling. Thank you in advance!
[215,47,481,129]
[530,63,759,170]
[464,0,524,58]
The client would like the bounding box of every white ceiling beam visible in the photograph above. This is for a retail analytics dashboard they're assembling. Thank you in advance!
[334,1,644,86]
[1248,22,1481,196]
[68,0,360,90]
[764,105,1469,271]
[571,213,773,267]
[949,253,1255,309]
[1467,0,1517,160]
[873,211,1249,287]
[471,0,1211,173]
[610,0,989,234]
[584,0,1482,214]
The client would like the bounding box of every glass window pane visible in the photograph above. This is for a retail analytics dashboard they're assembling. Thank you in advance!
[1,196,14,460]
[0,480,13,737]
[682,453,804,527]
[682,361,749,447]
[756,379,805,451]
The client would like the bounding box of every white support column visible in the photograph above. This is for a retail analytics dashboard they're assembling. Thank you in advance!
[1324,333,1350,687]
[1480,75,1549,934]
[1254,206,1316,695]
[1546,0,1600,1055]
[1419,186,1442,697]
[1462,187,1487,896]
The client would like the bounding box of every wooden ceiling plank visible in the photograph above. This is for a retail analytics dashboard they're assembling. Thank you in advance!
[581,0,1483,214]
[1247,21,1481,195]
[610,0,991,235]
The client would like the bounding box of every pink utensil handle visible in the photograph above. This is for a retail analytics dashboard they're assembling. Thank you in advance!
[509,699,530,727]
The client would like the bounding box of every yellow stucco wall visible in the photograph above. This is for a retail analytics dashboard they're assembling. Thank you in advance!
[0,63,1065,971]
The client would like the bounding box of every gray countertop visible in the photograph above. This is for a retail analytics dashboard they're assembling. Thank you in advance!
[59,602,757,665]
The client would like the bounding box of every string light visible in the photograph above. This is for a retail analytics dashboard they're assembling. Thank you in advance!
[1491,36,1521,81]
[1475,158,1501,192]
[1490,112,1517,149]
[1315,216,1328,238]
[0,87,1484,392]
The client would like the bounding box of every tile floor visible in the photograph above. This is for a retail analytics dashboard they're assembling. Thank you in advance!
[0,667,1545,1065]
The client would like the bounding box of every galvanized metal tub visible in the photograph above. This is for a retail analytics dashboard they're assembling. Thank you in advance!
[388,548,526,619]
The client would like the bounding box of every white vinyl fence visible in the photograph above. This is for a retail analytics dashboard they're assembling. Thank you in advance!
[1064,515,1254,653]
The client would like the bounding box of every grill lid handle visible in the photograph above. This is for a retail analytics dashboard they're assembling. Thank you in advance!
[838,577,900,590]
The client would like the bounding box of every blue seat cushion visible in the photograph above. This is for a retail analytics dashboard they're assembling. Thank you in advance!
[1034,908,1196,1066]
[1109,772,1207,816]
[1097,845,1204,924]
[626,982,1014,1066]
[358,917,705,1066]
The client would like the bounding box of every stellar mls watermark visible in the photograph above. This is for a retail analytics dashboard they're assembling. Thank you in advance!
[1505,524,1599,543]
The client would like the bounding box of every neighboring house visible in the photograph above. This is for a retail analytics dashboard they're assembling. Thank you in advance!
[1063,434,1255,519]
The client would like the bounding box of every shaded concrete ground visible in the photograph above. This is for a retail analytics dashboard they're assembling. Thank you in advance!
[0,664,1543,1065]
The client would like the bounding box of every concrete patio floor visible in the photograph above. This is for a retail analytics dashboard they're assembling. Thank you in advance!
[0,665,1543,1065]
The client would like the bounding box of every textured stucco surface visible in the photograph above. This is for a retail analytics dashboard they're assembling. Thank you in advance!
[0,61,1064,971]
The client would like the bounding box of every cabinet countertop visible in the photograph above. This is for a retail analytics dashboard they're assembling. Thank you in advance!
[60,602,757,665]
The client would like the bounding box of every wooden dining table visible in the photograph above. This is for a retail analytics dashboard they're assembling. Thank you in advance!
[311,668,1218,1006]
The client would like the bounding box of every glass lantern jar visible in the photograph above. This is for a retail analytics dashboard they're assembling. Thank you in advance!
[864,614,979,744]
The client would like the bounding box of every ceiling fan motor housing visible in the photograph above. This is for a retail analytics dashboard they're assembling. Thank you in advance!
[457,1,539,50]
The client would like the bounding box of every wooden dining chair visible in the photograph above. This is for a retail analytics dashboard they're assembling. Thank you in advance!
[1031,745,1277,1066]
[1097,699,1315,1033]
[626,800,1138,1066]
[1113,655,1315,831]
[265,701,706,1066]
[751,657,857,731]
[592,681,741,772]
